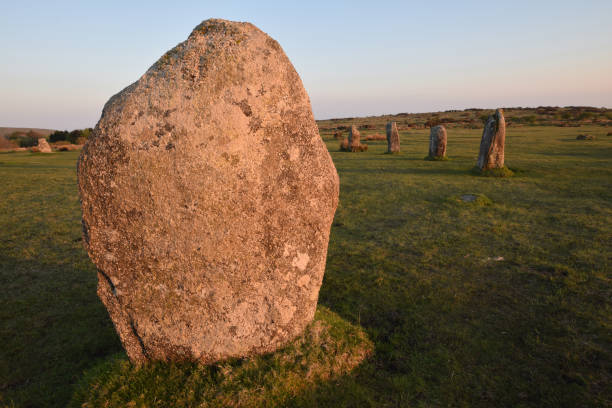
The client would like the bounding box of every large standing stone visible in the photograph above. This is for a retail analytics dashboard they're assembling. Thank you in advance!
[428,125,447,158]
[77,19,339,364]
[477,109,505,169]
[348,125,361,151]
[37,138,52,153]
[386,121,400,153]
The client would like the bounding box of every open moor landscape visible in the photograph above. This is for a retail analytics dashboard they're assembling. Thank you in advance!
[1,114,610,406]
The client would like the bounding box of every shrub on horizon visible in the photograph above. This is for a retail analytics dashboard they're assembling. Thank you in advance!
[49,130,69,143]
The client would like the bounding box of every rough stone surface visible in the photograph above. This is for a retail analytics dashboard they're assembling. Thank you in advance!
[386,122,400,153]
[77,19,339,364]
[37,138,52,153]
[347,126,367,152]
[339,138,349,151]
[428,125,447,158]
[348,125,361,150]
[477,109,505,169]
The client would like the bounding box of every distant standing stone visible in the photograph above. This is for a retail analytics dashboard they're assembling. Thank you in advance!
[339,137,350,151]
[477,109,505,169]
[428,125,447,158]
[37,138,52,153]
[386,121,400,153]
[348,125,361,151]
[77,19,339,364]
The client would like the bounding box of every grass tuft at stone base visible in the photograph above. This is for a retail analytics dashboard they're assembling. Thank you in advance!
[424,155,449,161]
[68,306,372,408]
[471,166,514,177]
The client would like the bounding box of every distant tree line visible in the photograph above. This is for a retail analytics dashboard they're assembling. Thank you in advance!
[3,128,94,147]
[49,128,93,144]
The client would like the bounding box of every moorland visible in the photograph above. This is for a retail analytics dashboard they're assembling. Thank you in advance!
[0,107,610,407]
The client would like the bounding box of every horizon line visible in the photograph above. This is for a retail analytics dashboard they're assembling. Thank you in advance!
[2,104,610,131]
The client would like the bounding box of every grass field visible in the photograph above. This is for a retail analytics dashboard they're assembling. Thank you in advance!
[1,125,610,407]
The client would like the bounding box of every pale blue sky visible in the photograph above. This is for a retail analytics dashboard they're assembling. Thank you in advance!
[1,0,611,129]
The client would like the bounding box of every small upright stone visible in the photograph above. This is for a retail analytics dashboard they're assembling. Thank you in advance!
[339,137,350,151]
[477,109,505,169]
[428,125,447,159]
[345,125,367,152]
[386,121,400,153]
[348,125,361,151]
[77,19,339,364]
[37,138,52,153]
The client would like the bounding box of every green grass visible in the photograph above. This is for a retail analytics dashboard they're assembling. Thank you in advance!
[1,125,611,407]
[424,155,450,161]
[448,193,493,207]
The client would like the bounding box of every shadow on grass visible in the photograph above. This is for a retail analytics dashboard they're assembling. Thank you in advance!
[0,253,123,407]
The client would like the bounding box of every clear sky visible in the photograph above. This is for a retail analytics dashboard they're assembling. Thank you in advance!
[1,0,611,130]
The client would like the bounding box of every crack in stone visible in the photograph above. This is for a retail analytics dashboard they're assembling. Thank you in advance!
[98,268,117,296]
[129,319,149,360]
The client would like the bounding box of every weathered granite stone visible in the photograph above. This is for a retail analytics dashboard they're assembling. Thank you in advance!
[386,121,400,153]
[77,19,339,364]
[428,125,447,158]
[37,138,52,153]
[348,125,361,150]
[477,109,505,169]
[339,137,350,151]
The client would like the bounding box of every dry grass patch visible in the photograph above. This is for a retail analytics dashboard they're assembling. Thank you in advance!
[363,133,386,141]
